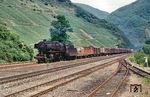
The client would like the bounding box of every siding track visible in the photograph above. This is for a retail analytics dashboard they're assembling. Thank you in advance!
[124,60,150,78]
[86,61,129,97]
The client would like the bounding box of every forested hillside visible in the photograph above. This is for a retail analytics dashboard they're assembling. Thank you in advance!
[108,0,150,50]
[75,3,109,19]
[0,0,128,48]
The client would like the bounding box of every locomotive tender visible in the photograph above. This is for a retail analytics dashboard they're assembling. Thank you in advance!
[34,40,132,63]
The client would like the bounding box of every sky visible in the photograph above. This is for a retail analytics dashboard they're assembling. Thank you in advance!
[71,0,136,13]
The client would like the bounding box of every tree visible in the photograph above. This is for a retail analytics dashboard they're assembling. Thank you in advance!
[143,44,150,54]
[50,15,73,43]
[134,51,145,65]
[143,39,150,54]
[145,39,150,44]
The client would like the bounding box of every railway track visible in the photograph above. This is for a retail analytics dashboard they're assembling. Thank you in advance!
[0,62,36,70]
[124,60,150,78]
[4,57,120,97]
[86,61,129,97]
[0,54,125,71]
[85,59,149,97]
[3,54,147,97]
[0,55,127,85]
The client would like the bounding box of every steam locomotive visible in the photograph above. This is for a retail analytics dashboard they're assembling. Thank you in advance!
[34,40,77,63]
[34,40,132,63]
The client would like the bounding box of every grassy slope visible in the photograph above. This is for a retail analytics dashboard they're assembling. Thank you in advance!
[0,0,121,48]
[107,0,150,49]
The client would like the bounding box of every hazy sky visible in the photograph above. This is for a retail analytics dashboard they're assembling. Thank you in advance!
[71,0,136,13]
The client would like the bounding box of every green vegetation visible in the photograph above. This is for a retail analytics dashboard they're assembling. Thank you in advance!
[0,25,33,64]
[75,6,130,47]
[130,39,150,67]
[75,7,99,24]
[130,51,150,67]
[75,3,109,19]
[145,39,150,44]
[143,39,150,54]
[143,44,150,54]
[134,51,146,66]
[75,7,110,28]
[107,0,150,49]
[0,0,127,48]
[58,0,71,3]
[143,78,150,84]
[50,15,72,43]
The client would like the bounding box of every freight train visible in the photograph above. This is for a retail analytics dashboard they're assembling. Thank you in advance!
[34,40,132,63]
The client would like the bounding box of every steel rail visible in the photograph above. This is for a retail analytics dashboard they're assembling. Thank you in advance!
[110,62,129,97]
[0,62,36,70]
[124,60,150,78]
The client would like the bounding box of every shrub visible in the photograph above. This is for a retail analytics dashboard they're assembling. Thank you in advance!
[134,51,145,66]
[145,39,150,44]
[143,44,150,54]
[0,25,34,63]
[0,59,6,64]
[148,56,150,67]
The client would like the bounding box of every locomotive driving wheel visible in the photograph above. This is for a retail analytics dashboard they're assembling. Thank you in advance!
[45,53,54,62]
[53,53,64,61]
[35,53,46,63]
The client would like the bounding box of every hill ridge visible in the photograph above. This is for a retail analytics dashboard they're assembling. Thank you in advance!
[107,0,150,49]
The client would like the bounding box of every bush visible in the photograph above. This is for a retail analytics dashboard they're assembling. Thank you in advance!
[145,39,150,44]
[129,56,136,63]
[0,25,34,63]
[0,59,6,64]
[148,56,150,67]
[143,44,150,54]
[134,51,145,66]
